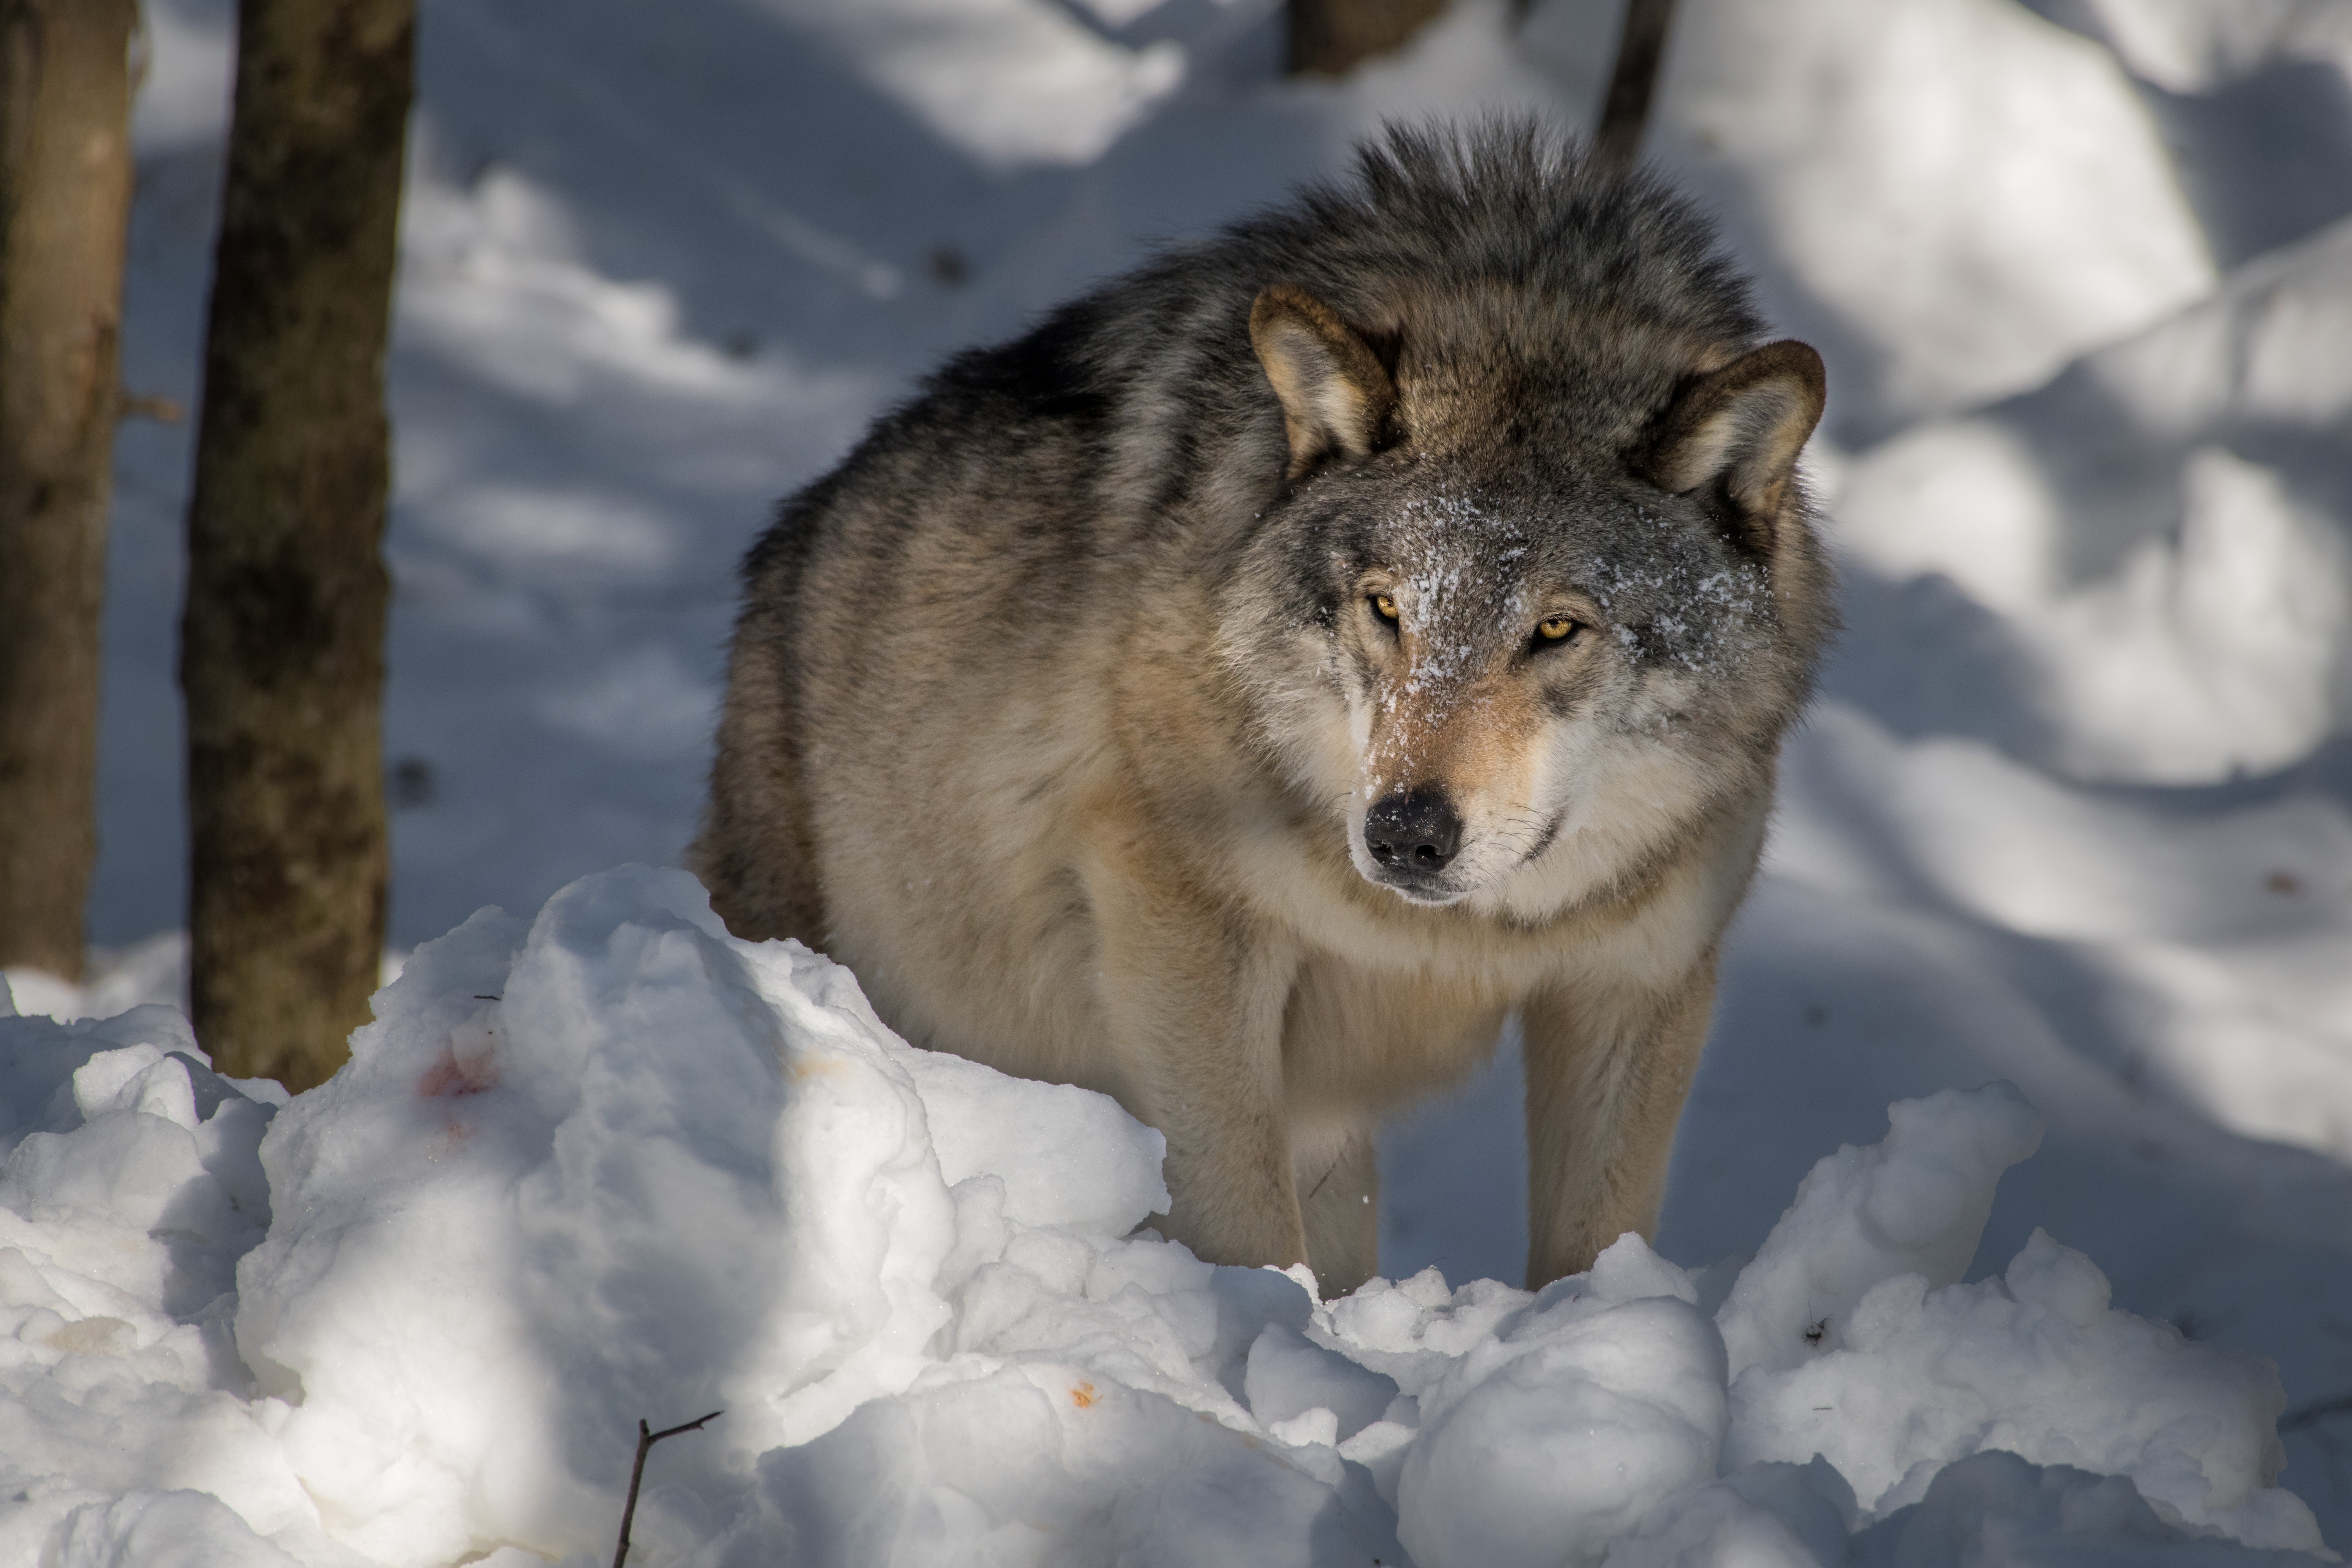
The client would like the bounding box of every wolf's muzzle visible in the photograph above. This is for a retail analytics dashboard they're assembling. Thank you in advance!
[1364,788,1462,878]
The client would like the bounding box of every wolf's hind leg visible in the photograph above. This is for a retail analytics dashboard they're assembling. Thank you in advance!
[693,633,828,948]
[692,784,825,947]
[1295,1124,1380,1297]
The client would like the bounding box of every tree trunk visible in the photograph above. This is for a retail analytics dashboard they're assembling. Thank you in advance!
[0,0,135,982]
[1592,0,1678,176]
[1288,0,1448,76]
[182,0,412,1088]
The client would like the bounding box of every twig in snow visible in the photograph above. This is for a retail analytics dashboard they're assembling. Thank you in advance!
[611,1409,723,1568]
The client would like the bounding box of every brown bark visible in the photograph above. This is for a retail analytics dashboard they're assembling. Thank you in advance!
[182,0,412,1087]
[1287,0,1448,76]
[0,0,136,981]
[1592,0,1678,176]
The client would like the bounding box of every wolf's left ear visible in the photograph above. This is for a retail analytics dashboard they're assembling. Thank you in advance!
[1250,284,1397,479]
[1640,340,1826,549]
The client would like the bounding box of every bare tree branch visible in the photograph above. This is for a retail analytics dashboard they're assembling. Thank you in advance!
[119,391,182,423]
[1592,0,1677,176]
[611,1410,723,1568]
[1287,0,1448,77]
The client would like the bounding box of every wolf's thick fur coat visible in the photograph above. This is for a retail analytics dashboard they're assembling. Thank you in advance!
[698,124,1832,1293]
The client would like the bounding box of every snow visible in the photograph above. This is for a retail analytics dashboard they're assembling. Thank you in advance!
[764,0,1189,169]
[1642,0,2219,436]
[5,0,2352,1560]
[1396,1252,1728,1568]
[1724,1229,2308,1544]
[1712,1083,2046,1381]
[1830,216,2352,782]
[0,871,2334,1563]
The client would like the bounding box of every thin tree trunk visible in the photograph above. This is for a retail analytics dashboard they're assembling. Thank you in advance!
[1288,0,1448,76]
[182,0,412,1087]
[1592,0,1677,176]
[0,0,135,982]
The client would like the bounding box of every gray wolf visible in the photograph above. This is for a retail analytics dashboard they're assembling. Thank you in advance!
[696,122,1831,1294]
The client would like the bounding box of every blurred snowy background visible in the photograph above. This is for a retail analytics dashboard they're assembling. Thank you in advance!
[7,0,2352,1558]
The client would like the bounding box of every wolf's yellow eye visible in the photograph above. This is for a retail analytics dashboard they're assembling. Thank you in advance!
[1372,593,1400,623]
[1536,616,1577,642]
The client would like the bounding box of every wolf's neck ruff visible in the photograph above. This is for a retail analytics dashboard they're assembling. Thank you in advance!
[696,120,1830,1296]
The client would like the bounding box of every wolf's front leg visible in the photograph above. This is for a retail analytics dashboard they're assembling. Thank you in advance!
[1520,971,1717,1288]
[1083,832,1306,1269]
[1294,1123,1380,1296]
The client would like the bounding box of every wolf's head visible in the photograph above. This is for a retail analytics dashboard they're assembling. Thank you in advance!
[1214,128,1833,919]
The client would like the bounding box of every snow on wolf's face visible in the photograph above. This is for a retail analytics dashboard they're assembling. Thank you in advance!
[1233,466,1782,915]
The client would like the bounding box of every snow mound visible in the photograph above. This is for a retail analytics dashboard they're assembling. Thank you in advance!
[1655,0,2218,432]
[1832,214,2352,784]
[0,866,2330,1565]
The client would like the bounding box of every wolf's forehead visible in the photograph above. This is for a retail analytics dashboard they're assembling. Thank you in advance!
[1389,490,1530,555]
[1373,484,1698,596]
[1361,486,1768,656]
[1380,492,1537,607]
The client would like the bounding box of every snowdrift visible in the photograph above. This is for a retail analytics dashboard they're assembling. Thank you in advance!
[1831,214,2352,786]
[0,866,2329,1565]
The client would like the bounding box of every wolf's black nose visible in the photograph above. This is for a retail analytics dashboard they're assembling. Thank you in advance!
[1365,789,1461,872]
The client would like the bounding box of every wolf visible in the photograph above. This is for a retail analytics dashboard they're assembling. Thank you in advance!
[697,122,1832,1295]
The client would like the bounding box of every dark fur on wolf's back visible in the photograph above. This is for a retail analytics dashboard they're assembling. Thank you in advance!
[699,121,1832,1294]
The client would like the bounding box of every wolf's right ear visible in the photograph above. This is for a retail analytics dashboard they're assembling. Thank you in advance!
[1640,340,1826,550]
[1250,284,1397,479]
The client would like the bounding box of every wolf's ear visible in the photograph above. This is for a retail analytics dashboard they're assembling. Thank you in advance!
[1250,284,1397,478]
[1640,340,1825,548]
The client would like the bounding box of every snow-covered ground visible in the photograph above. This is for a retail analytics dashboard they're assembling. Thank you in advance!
[0,869,2334,1563]
[5,0,2351,1561]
